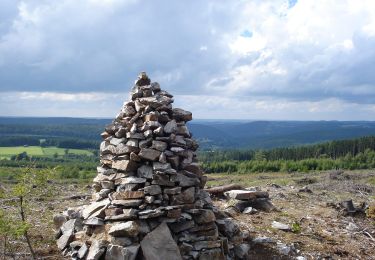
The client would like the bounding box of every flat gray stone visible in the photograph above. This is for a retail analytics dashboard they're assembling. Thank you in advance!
[224,190,262,200]
[137,165,153,179]
[119,177,147,184]
[77,243,88,258]
[111,199,143,207]
[144,185,162,195]
[172,108,192,122]
[243,207,258,214]
[171,187,195,205]
[106,244,140,260]
[57,233,73,250]
[140,222,182,260]
[86,240,106,260]
[164,120,177,134]
[82,199,110,219]
[152,140,168,151]
[83,217,104,226]
[271,221,291,231]
[112,160,138,172]
[109,221,140,237]
[153,162,172,172]
[193,209,216,224]
[138,148,161,161]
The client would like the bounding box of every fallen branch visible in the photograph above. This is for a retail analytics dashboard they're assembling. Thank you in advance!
[62,194,91,200]
[363,231,375,242]
[204,184,244,196]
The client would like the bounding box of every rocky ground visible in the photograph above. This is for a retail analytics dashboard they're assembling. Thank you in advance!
[1,170,374,259]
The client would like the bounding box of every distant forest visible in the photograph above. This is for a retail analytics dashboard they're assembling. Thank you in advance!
[199,135,375,162]
[200,136,375,173]
[2,117,375,149]
[1,117,375,174]
[0,136,99,149]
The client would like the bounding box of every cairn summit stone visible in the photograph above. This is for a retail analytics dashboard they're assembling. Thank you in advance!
[55,72,246,259]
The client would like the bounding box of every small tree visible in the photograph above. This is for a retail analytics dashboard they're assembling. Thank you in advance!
[0,163,56,259]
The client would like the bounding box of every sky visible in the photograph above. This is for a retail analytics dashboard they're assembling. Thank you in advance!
[0,0,375,120]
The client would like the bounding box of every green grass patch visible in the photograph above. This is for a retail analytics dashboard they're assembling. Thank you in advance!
[0,146,93,158]
[0,146,44,158]
[41,147,93,156]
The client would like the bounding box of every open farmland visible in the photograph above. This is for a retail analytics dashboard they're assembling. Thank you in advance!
[0,146,94,159]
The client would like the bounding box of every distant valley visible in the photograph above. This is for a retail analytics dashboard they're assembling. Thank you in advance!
[1,117,375,150]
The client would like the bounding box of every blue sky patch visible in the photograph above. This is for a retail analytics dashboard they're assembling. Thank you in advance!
[288,0,298,8]
[241,29,253,38]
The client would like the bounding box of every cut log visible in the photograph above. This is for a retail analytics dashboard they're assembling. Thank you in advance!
[204,184,244,196]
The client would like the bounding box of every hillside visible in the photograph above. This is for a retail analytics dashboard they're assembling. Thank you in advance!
[1,117,375,150]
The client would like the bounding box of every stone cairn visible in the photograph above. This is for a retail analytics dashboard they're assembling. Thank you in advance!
[55,72,249,260]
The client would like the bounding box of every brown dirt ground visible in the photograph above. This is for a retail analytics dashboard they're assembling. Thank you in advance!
[1,170,374,259]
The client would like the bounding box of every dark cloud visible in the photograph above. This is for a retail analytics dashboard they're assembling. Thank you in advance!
[0,0,241,95]
[0,1,374,119]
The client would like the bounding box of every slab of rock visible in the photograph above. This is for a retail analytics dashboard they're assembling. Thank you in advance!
[139,148,161,161]
[143,185,162,195]
[172,172,199,187]
[172,108,192,122]
[193,240,221,251]
[111,199,143,207]
[112,160,138,172]
[137,165,153,179]
[234,243,250,259]
[116,143,140,155]
[86,240,106,260]
[118,177,147,184]
[242,207,258,214]
[169,220,195,233]
[112,191,145,200]
[153,162,172,172]
[140,222,182,260]
[105,208,139,221]
[109,221,140,237]
[152,140,168,151]
[183,163,203,177]
[216,218,239,238]
[164,120,177,134]
[252,236,274,244]
[138,208,165,219]
[106,244,140,260]
[77,243,88,259]
[164,187,181,195]
[171,187,195,205]
[82,199,110,219]
[224,190,267,200]
[193,209,216,224]
[83,217,104,226]
[57,233,73,250]
[271,221,291,231]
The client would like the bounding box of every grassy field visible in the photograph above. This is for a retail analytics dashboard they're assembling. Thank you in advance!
[0,146,93,159]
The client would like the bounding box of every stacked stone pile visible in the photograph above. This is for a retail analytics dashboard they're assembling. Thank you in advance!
[55,73,250,260]
[224,189,275,214]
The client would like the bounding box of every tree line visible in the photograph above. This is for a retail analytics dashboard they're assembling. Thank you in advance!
[0,136,99,149]
[199,135,375,162]
[202,149,375,173]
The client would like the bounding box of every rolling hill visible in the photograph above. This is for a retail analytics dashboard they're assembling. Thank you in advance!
[1,117,375,150]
